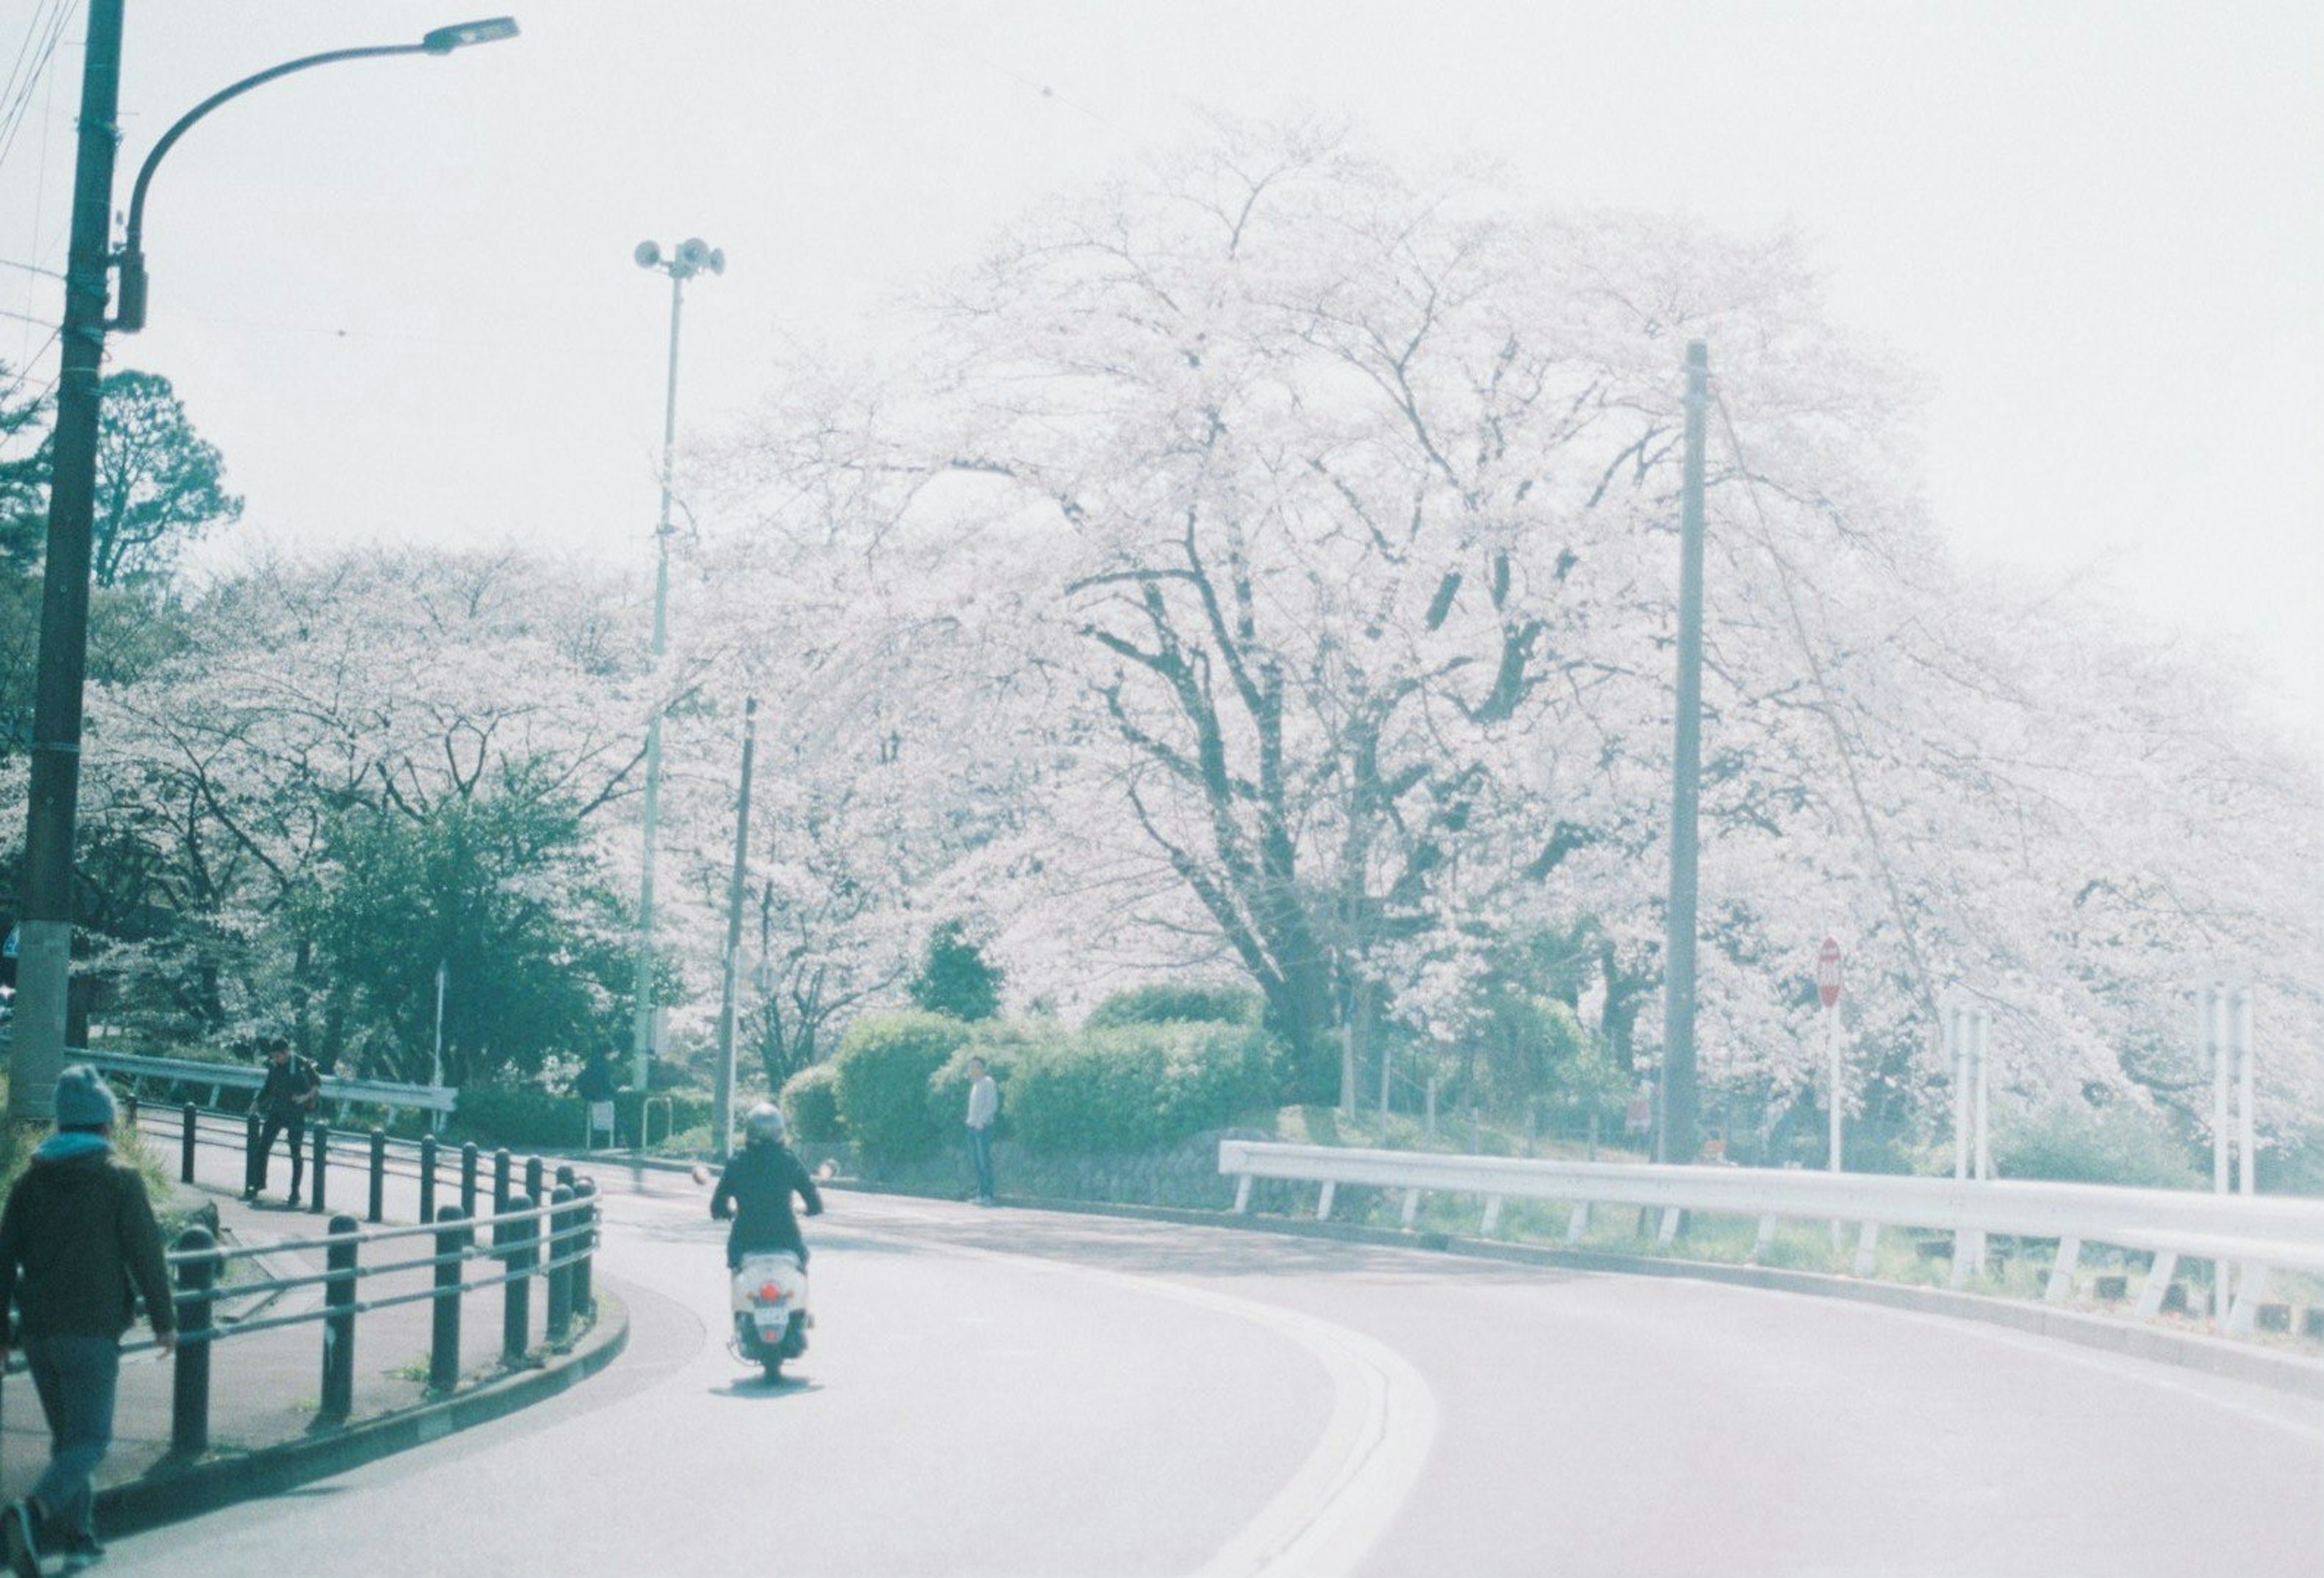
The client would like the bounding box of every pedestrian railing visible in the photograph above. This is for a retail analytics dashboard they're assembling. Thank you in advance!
[153,1102,568,1229]
[1218,1140,2324,1338]
[0,1165,599,1460]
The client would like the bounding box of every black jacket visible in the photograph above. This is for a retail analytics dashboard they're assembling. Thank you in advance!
[0,1146,176,1340]
[711,1141,822,1266]
[257,1055,321,1120]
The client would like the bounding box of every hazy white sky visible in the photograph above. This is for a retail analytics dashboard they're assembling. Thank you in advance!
[4,1,2319,756]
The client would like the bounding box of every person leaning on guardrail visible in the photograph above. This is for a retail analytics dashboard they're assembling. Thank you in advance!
[0,1065,177,1575]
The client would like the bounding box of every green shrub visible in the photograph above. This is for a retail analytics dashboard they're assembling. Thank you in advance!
[1086,982,1262,1031]
[1993,1100,2201,1189]
[448,1082,711,1152]
[450,1083,585,1150]
[832,1011,974,1165]
[1006,1021,1281,1155]
[780,1063,844,1143]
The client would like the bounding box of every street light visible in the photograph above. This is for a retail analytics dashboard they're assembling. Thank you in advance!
[7,10,519,1123]
[628,236,724,1092]
[114,18,520,334]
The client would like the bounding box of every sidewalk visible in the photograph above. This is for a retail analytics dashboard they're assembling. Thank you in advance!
[1,1156,585,1511]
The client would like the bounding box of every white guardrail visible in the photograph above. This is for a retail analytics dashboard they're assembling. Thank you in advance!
[81,1048,458,1119]
[1217,1140,2324,1338]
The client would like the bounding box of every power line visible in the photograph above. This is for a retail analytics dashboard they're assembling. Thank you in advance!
[0,0,76,177]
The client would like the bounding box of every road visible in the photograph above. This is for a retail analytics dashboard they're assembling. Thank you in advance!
[101,1160,2324,1577]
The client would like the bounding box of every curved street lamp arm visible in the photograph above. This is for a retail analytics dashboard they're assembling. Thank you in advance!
[110,18,518,332]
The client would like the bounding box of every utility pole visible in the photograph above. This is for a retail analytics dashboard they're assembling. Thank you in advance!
[1656,340,1709,1165]
[712,698,758,1160]
[8,0,125,1123]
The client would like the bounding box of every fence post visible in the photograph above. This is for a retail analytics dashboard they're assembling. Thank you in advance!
[171,1227,219,1457]
[546,1186,575,1345]
[367,1128,387,1224]
[493,1148,513,1214]
[419,1133,439,1225]
[525,1155,545,1208]
[572,1180,596,1319]
[461,1142,481,1218]
[432,1208,468,1393]
[243,1110,262,1195]
[123,1091,139,1131]
[320,1215,359,1422]
[500,1193,534,1366]
[310,1124,330,1215]
[181,1102,197,1185]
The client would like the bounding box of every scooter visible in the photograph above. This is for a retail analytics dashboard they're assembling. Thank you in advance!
[729,1249,812,1381]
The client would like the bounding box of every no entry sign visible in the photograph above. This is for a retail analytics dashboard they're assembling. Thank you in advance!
[1816,937,1843,1010]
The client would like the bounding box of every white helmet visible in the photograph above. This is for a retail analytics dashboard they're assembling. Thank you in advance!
[746,1102,786,1144]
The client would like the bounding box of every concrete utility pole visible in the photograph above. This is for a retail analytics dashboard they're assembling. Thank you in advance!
[712,698,758,1160]
[628,236,723,1091]
[1656,340,1709,1165]
[8,0,124,1124]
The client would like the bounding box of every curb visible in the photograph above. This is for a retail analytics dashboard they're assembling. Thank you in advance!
[93,1292,629,1536]
[836,1183,2324,1402]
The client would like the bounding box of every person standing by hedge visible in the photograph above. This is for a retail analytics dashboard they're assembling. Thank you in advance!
[0,1066,177,1575]
[965,1056,999,1205]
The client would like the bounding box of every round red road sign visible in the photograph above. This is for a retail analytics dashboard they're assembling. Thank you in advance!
[1816,937,1843,1009]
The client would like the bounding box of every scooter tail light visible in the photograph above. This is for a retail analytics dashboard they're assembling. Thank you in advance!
[758,1283,784,1302]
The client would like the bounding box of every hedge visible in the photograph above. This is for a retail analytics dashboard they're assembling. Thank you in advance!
[780,1062,844,1143]
[830,1011,976,1165]
[1085,982,1262,1031]
[1003,1021,1281,1156]
[448,1082,711,1151]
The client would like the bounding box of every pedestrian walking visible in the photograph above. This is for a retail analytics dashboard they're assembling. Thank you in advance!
[244,1037,321,1206]
[964,1056,999,1205]
[575,1046,620,1151]
[0,1065,177,1574]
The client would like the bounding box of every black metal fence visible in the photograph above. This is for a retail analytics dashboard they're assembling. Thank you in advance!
[2,1100,603,1461]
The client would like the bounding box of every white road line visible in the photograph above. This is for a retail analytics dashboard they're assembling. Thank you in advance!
[840,1222,1438,1578]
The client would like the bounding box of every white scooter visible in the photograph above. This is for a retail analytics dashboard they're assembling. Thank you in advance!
[730,1249,812,1381]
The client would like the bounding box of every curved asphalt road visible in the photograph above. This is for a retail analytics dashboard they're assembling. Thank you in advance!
[100,1162,2323,1577]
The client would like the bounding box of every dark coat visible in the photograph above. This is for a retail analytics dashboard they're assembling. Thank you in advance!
[0,1147,176,1340]
[710,1141,822,1268]
[257,1055,321,1120]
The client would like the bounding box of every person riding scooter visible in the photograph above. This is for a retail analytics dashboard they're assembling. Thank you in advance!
[711,1103,822,1269]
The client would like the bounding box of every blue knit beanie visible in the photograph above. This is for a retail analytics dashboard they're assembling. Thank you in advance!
[53,1064,119,1128]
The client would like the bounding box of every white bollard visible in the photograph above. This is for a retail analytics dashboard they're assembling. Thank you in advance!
[2044,1236,2081,1304]
[1400,1188,1421,1229]
[1564,1203,1589,1244]
[2133,1250,2180,1320]
[1316,1181,1336,1221]
[2227,1263,2270,1336]
[1232,1174,1253,1215]
[1851,1222,1880,1278]
[1752,1215,1777,1262]
[1480,1196,1503,1236]
[1657,1208,1681,1248]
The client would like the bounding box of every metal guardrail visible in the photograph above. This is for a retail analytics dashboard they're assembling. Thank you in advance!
[1218,1140,2324,1337]
[82,1048,458,1117]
